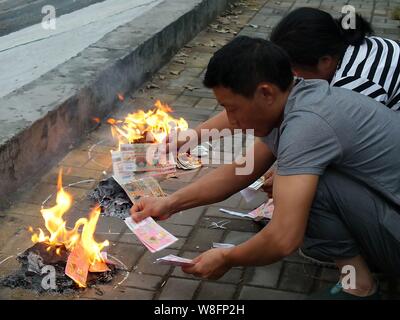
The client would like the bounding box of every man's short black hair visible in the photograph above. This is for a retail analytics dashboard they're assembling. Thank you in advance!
[203,36,293,97]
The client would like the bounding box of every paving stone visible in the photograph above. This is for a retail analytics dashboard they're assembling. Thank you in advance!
[170,251,243,284]
[244,262,283,288]
[201,216,260,233]
[0,212,42,249]
[319,267,340,282]
[196,282,236,300]
[239,286,307,300]
[157,223,193,238]
[168,237,186,250]
[136,248,179,276]
[194,98,219,110]
[174,169,201,183]
[117,228,143,245]
[158,277,200,300]
[183,227,225,251]
[224,231,254,245]
[173,95,200,108]
[124,273,163,291]
[84,152,112,171]
[168,207,206,226]
[4,202,42,216]
[238,193,268,210]
[205,206,248,220]
[159,179,190,192]
[283,249,310,263]
[215,193,243,208]
[60,150,90,167]
[84,285,154,300]
[107,243,145,271]
[278,262,318,294]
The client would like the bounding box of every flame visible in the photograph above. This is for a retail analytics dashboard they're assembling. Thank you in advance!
[107,100,188,145]
[29,170,109,285]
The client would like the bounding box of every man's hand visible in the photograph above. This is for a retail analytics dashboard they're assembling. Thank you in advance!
[163,130,191,155]
[130,196,174,222]
[261,168,275,198]
[182,248,232,279]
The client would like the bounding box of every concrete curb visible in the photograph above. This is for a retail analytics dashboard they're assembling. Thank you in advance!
[0,0,234,208]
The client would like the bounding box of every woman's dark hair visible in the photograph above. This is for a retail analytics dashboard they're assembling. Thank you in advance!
[203,36,294,97]
[270,7,374,67]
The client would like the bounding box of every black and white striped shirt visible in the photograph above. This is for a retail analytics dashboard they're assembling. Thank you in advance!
[331,36,400,111]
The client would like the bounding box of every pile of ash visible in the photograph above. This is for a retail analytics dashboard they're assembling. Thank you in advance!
[0,243,117,294]
[89,177,132,220]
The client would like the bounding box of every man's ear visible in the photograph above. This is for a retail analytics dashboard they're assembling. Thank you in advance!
[318,56,336,78]
[257,83,275,105]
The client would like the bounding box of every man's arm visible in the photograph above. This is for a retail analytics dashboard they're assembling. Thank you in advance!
[181,174,319,279]
[226,174,319,266]
[131,139,275,221]
[169,139,274,212]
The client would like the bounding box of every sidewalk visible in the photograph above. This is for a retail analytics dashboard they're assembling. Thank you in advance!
[1,0,400,300]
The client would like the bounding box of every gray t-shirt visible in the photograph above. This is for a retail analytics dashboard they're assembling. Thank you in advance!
[262,79,400,206]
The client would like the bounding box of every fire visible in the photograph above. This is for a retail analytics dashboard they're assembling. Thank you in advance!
[29,170,109,286]
[107,99,188,145]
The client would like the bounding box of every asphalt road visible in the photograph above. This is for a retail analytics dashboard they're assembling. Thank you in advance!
[0,0,108,37]
[0,0,162,98]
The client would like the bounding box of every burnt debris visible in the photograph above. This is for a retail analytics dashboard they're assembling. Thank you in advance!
[0,243,117,294]
[89,177,132,220]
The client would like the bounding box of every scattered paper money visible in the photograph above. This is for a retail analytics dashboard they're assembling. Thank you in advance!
[120,144,176,173]
[191,142,212,157]
[248,176,266,190]
[124,217,178,252]
[155,254,194,267]
[65,244,89,287]
[212,243,235,249]
[219,208,251,218]
[220,200,274,221]
[113,175,166,204]
[240,177,266,202]
[240,187,259,203]
[176,153,202,170]
[248,199,274,220]
[112,151,134,183]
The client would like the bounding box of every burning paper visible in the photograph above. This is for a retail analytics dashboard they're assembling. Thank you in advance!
[124,217,178,252]
[28,170,110,288]
[65,244,90,288]
[108,100,188,145]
